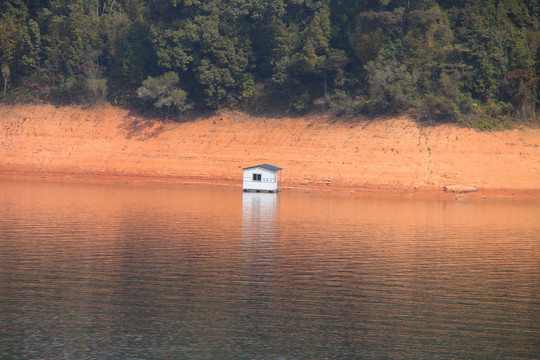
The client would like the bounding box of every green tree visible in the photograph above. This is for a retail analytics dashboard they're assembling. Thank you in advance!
[0,0,35,97]
[364,53,417,114]
[137,71,191,113]
[269,3,348,111]
[82,50,107,103]
[34,1,104,101]
[147,0,256,108]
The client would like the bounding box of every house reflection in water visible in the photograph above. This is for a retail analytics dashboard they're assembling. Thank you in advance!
[241,192,280,297]
[242,192,279,230]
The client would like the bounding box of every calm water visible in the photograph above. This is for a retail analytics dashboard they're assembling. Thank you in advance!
[0,181,539,360]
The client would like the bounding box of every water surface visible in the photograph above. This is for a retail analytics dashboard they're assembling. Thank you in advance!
[0,181,539,359]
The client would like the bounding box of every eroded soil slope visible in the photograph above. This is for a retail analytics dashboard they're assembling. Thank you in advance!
[1,104,539,199]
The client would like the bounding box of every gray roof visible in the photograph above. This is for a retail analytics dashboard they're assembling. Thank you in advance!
[243,163,282,172]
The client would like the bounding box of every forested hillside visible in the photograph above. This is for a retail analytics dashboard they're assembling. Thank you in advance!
[1,0,538,127]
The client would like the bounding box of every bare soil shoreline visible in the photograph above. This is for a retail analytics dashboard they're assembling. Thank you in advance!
[1,104,539,200]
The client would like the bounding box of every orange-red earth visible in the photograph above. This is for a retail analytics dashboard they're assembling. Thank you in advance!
[2,104,539,200]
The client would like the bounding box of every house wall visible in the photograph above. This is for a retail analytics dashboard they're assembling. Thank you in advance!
[243,167,279,191]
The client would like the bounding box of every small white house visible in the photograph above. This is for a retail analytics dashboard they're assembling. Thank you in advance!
[243,164,282,193]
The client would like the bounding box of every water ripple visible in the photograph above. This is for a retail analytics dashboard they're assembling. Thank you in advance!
[0,181,539,359]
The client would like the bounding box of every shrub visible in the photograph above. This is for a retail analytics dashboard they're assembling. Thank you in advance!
[137,72,191,113]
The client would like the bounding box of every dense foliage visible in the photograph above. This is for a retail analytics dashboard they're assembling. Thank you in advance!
[1,0,539,126]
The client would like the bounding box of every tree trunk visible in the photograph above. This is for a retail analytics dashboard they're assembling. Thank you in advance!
[1,64,10,98]
[323,69,327,99]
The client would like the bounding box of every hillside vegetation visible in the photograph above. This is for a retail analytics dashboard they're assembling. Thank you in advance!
[1,0,539,128]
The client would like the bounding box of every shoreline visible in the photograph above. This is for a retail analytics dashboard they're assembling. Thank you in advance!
[2,169,539,202]
[1,104,540,201]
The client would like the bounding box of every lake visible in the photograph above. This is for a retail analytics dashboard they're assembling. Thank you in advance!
[0,180,538,359]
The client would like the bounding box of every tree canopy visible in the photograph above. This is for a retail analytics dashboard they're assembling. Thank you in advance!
[1,0,538,127]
